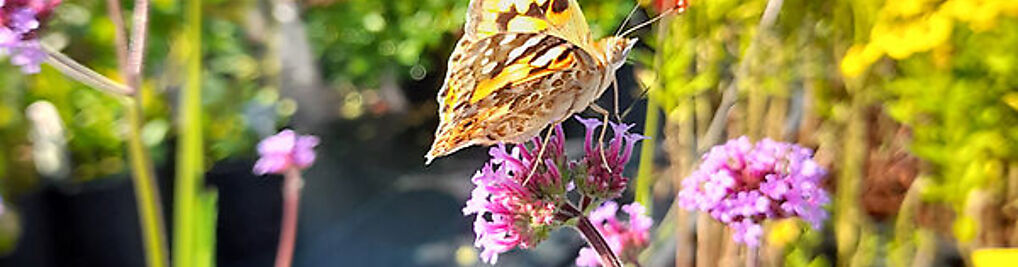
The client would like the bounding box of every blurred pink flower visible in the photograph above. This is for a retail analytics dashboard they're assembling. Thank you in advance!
[253,129,319,175]
[677,137,829,247]
[575,201,652,266]
[1,0,60,73]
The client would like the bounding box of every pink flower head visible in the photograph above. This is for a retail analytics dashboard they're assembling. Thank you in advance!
[677,137,829,247]
[463,163,561,264]
[463,118,646,264]
[253,129,319,175]
[573,116,647,199]
[575,201,652,266]
[1,0,60,73]
[463,124,571,264]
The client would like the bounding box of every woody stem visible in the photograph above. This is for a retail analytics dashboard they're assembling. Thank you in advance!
[565,202,622,267]
[576,215,623,267]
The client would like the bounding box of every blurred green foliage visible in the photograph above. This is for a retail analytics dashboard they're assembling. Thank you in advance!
[0,0,636,193]
[856,0,1018,249]
[0,0,274,191]
[649,0,1018,265]
[0,0,1015,264]
[304,0,635,89]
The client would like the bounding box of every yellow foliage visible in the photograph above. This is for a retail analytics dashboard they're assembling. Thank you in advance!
[766,219,802,248]
[1004,93,1018,111]
[973,249,1018,267]
[840,0,1018,77]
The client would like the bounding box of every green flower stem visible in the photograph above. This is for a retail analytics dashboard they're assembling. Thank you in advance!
[124,97,169,267]
[50,0,170,265]
[835,93,867,263]
[123,0,173,266]
[174,0,215,265]
[891,178,928,266]
[42,47,132,96]
[635,97,659,212]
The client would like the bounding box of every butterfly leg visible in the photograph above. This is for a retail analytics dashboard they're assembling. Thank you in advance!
[613,77,623,122]
[523,124,558,186]
[590,103,615,174]
[620,78,652,120]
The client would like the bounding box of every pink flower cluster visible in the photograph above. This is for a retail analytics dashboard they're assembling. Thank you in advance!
[253,129,319,175]
[463,124,571,264]
[678,137,829,247]
[1,0,59,73]
[573,116,646,199]
[575,201,652,267]
[463,162,562,264]
[463,116,647,264]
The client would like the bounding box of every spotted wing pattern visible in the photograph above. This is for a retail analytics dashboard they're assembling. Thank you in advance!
[465,0,594,50]
[426,0,610,164]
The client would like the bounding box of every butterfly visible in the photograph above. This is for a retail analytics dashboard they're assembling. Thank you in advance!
[425,0,640,164]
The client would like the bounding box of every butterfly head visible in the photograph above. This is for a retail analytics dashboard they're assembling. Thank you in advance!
[600,36,638,70]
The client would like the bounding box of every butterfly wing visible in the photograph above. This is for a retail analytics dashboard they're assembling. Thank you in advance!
[427,33,605,163]
[426,0,608,164]
[465,0,593,49]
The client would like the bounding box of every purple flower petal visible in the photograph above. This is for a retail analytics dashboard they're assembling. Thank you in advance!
[575,201,653,266]
[589,201,619,225]
[253,129,318,175]
[2,1,58,74]
[575,247,601,267]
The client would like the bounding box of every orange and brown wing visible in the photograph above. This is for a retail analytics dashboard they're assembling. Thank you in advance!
[464,0,594,49]
[426,33,601,163]
[425,0,605,164]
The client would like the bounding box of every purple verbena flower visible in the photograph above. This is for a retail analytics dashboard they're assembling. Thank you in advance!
[464,163,561,264]
[253,129,319,175]
[1,0,59,73]
[574,116,647,199]
[575,201,652,266]
[677,137,829,247]
[464,117,647,265]
[463,124,571,264]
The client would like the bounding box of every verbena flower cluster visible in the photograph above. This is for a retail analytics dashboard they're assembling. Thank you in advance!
[573,117,644,199]
[678,136,829,247]
[575,201,652,267]
[463,116,645,264]
[1,0,59,73]
[254,129,319,175]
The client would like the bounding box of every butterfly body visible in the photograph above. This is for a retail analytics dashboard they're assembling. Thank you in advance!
[426,0,636,164]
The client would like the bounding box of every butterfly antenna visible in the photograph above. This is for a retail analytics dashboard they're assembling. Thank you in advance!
[614,4,641,37]
[619,6,680,37]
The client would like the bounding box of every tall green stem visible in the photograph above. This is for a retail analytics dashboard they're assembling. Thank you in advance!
[51,0,170,265]
[95,0,170,265]
[635,99,659,211]
[125,97,169,267]
[174,0,212,265]
[123,0,171,265]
